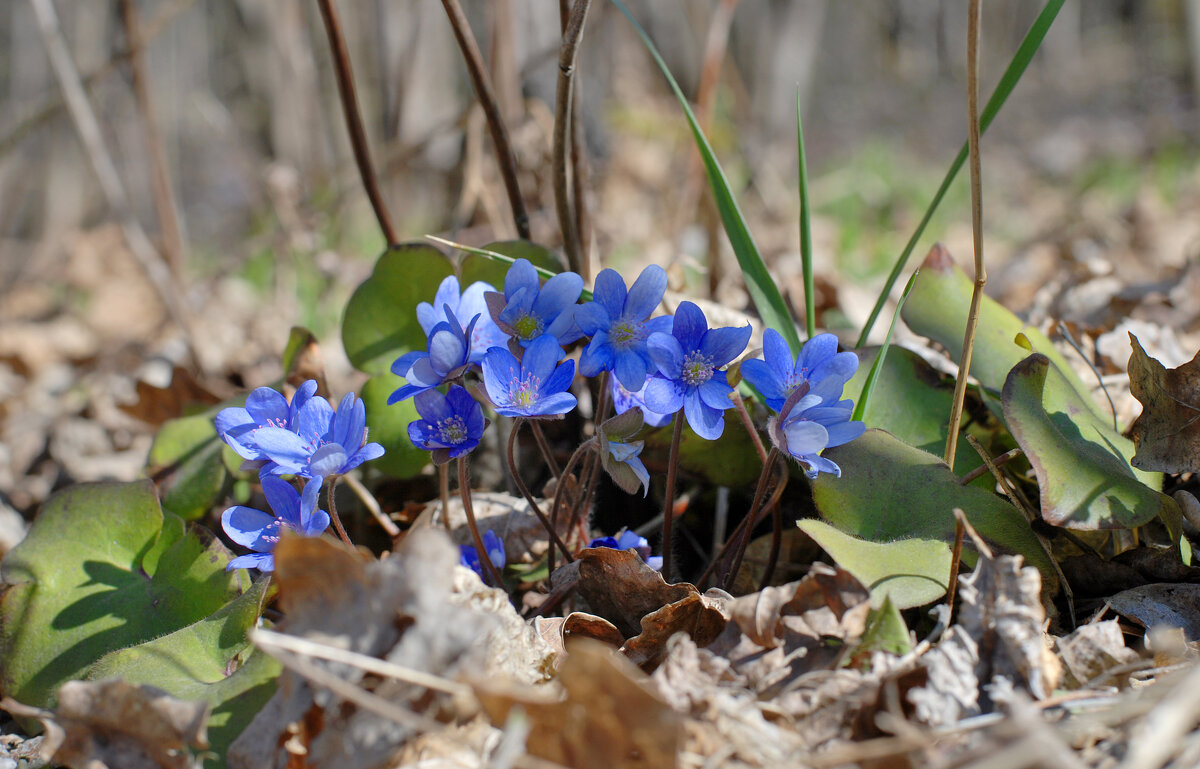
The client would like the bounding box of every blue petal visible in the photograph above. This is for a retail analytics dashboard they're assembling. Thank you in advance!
[532,272,584,320]
[331,392,358,448]
[504,258,539,300]
[824,420,866,448]
[391,350,425,377]
[643,376,684,414]
[700,323,752,367]
[532,391,577,416]
[253,427,311,473]
[541,360,577,399]
[408,420,441,450]
[574,303,610,337]
[221,505,277,548]
[672,302,708,352]
[801,454,842,478]
[783,420,829,457]
[592,269,626,320]
[388,382,425,404]
[414,388,453,424]
[646,333,684,379]
[417,302,438,337]
[627,455,650,497]
[522,335,564,381]
[346,442,385,470]
[579,336,614,378]
[798,333,838,374]
[740,359,784,403]
[544,307,582,345]
[298,477,323,531]
[262,476,300,525]
[428,327,467,373]
[407,357,444,388]
[613,351,649,392]
[698,378,733,410]
[433,275,461,317]
[310,444,348,477]
[291,381,319,418]
[295,397,334,440]
[812,351,860,383]
[245,387,289,426]
[227,552,275,572]
[305,508,332,538]
[483,530,506,568]
[445,385,478,420]
[683,391,724,440]
[761,329,793,379]
[460,545,483,577]
[625,265,667,320]
[643,315,674,337]
[482,348,522,406]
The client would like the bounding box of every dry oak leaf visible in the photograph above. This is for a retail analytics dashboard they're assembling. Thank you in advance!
[475,638,681,769]
[2,679,209,769]
[1128,333,1200,473]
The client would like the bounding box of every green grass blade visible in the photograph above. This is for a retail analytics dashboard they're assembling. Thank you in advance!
[426,235,594,301]
[612,0,801,353]
[851,269,920,424]
[855,0,1065,349]
[797,90,816,340]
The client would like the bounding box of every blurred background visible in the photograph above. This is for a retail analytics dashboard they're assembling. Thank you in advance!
[2,0,1200,528]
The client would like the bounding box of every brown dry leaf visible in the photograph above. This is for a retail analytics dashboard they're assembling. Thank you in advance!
[282,327,329,396]
[118,366,222,426]
[552,547,698,637]
[621,589,730,671]
[2,679,208,769]
[1128,333,1200,473]
[475,638,681,769]
[228,530,555,769]
[1108,583,1200,641]
[908,549,1059,726]
[563,612,626,648]
[1056,620,1139,688]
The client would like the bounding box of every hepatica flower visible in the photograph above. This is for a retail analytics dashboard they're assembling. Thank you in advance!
[418,275,508,364]
[596,408,650,496]
[610,377,672,428]
[408,385,486,465]
[389,307,478,403]
[771,391,865,478]
[588,529,662,571]
[221,476,329,572]
[215,380,319,464]
[741,329,859,412]
[253,391,384,478]
[644,301,751,440]
[482,334,577,419]
[460,529,506,579]
[487,258,583,347]
[576,265,673,391]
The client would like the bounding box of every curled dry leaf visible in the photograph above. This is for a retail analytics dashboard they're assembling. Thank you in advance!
[2,679,208,769]
[117,366,221,426]
[1108,583,1200,641]
[908,550,1060,726]
[474,638,681,769]
[1128,333,1200,473]
[1056,620,1139,688]
[228,530,555,769]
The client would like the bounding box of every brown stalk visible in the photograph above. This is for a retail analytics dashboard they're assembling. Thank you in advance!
[944,0,985,468]
[560,0,593,268]
[553,0,593,279]
[315,0,397,246]
[439,0,531,241]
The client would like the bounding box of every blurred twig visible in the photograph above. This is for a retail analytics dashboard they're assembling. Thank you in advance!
[27,0,192,342]
[315,0,397,246]
[560,0,593,271]
[120,0,186,278]
[440,0,531,242]
[553,0,592,279]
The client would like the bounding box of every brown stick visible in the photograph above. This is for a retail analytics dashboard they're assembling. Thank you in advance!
[439,0,530,241]
[553,0,593,278]
[315,0,397,246]
[119,0,185,279]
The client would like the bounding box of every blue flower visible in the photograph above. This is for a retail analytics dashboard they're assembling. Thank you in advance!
[595,408,651,497]
[221,477,330,572]
[460,529,506,579]
[643,301,752,440]
[418,276,508,364]
[251,391,385,478]
[389,307,478,403]
[588,529,661,570]
[481,334,577,419]
[768,389,866,479]
[407,385,486,465]
[488,259,583,346]
[610,377,672,429]
[215,380,319,463]
[741,329,859,412]
[576,266,673,391]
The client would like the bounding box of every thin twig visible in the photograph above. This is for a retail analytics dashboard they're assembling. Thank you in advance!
[315,0,397,246]
[959,447,1023,486]
[724,447,781,592]
[507,420,574,566]
[1058,321,1119,432]
[553,0,593,278]
[549,441,593,579]
[945,0,986,469]
[119,0,185,279]
[440,0,530,241]
[27,0,191,341]
[342,472,400,538]
[560,1,593,270]
[947,508,967,623]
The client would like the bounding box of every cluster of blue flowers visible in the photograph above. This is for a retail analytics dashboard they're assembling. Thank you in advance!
[214,380,384,571]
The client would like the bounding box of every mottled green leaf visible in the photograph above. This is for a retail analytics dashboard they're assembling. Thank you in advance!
[148,412,229,521]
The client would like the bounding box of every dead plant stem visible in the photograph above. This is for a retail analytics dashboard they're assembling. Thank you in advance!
[553,0,593,278]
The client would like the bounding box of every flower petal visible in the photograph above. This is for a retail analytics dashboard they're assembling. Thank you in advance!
[541,360,577,400]
[261,476,300,525]
[646,332,684,378]
[428,327,467,374]
[699,323,752,367]
[482,347,521,406]
[295,397,334,440]
[414,388,453,424]
[252,427,311,473]
[761,328,793,379]
[683,391,724,440]
[504,258,538,300]
[643,376,684,414]
[740,359,784,403]
[221,505,277,548]
[579,336,613,378]
[613,351,649,392]
[309,443,348,477]
[672,301,708,352]
[574,303,610,337]
[783,419,829,457]
[390,350,425,377]
[298,477,323,531]
[227,552,275,572]
[824,420,866,448]
[522,334,564,380]
[244,387,289,426]
[625,265,667,320]
[697,378,733,410]
[592,268,626,320]
[532,271,584,320]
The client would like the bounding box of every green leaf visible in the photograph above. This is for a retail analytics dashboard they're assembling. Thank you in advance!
[646,418,763,488]
[796,92,815,339]
[612,0,800,353]
[811,429,1055,590]
[1002,354,1173,530]
[360,371,430,479]
[799,519,950,609]
[900,245,1092,402]
[857,594,913,659]
[431,236,593,302]
[460,240,565,289]
[0,480,243,710]
[87,578,279,768]
[148,412,229,521]
[341,243,455,374]
[857,0,1066,347]
[850,269,920,424]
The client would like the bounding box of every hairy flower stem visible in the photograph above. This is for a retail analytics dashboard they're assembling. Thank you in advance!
[438,463,452,532]
[571,371,611,531]
[458,457,505,588]
[549,441,595,578]
[324,476,354,548]
[508,420,574,571]
[660,415,686,580]
[723,447,781,592]
[529,421,561,479]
